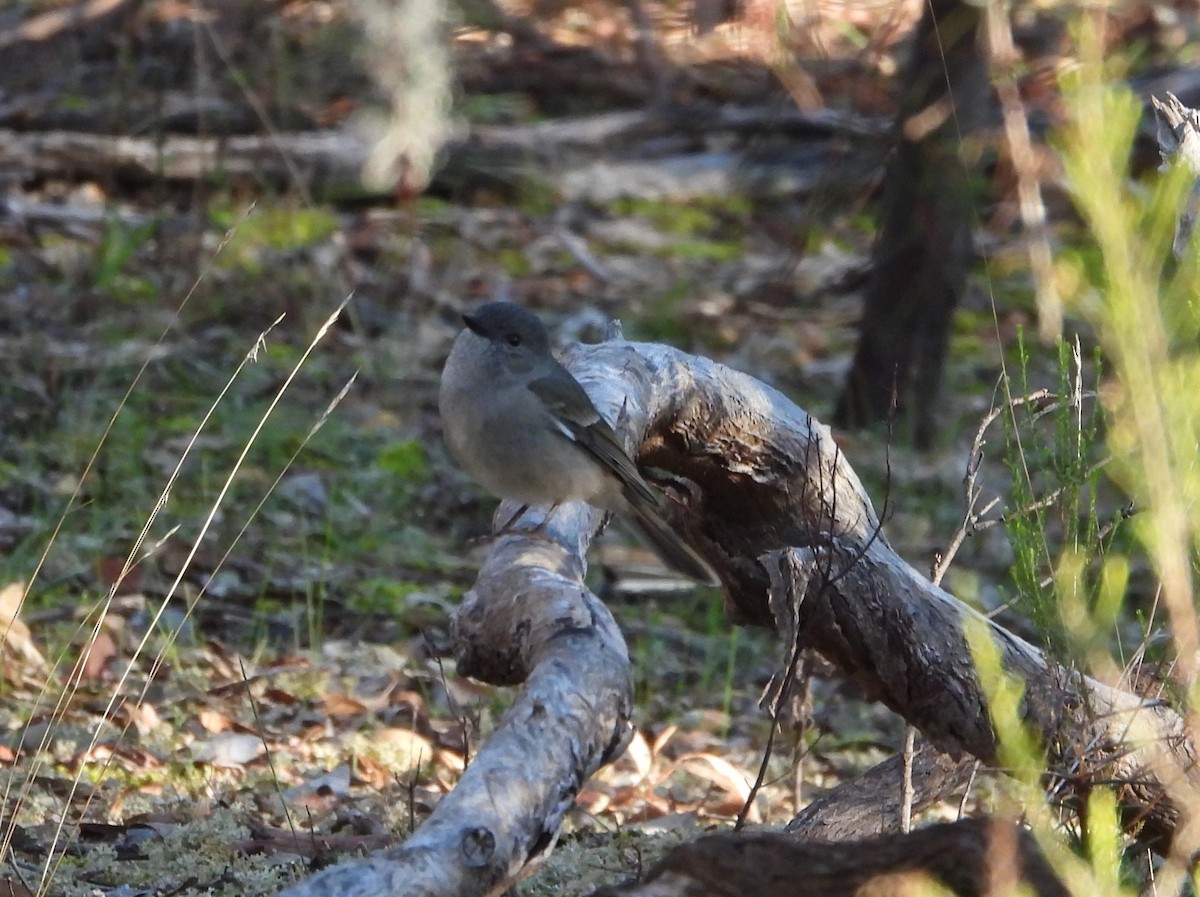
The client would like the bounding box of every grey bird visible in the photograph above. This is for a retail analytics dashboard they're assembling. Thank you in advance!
[439,302,715,583]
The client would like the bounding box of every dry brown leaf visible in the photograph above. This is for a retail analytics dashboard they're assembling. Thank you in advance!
[202,641,248,686]
[436,749,465,773]
[74,743,163,771]
[624,729,653,781]
[595,729,654,789]
[373,727,435,772]
[70,628,118,684]
[119,701,162,736]
[321,694,369,719]
[615,787,674,820]
[0,582,24,625]
[0,581,45,671]
[352,753,390,789]
[94,556,143,596]
[197,708,235,733]
[575,787,612,814]
[676,752,752,799]
[675,753,760,822]
[651,724,677,756]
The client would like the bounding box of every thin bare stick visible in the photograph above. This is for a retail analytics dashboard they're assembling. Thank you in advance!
[932,383,1105,582]
[901,726,916,833]
[241,656,299,841]
[986,2,1060,341]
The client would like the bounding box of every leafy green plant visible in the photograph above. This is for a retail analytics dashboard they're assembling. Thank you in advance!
[212,206,338,274]
[969,16,1200,896]
[377,439,431,484]
[92,214,157,292]
[1001,333,1115,661]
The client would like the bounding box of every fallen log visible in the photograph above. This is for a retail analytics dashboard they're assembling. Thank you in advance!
[275,331,1195,897]
[786,744,978,841]
[593,816,1069,897]
[0,103,884,201]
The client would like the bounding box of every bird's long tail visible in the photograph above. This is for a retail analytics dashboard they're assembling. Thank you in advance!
[623,494,717,585]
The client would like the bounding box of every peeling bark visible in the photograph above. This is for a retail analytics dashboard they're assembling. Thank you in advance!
[278,504,634,897]
[279,336,1194,897]
[787,745,977,840]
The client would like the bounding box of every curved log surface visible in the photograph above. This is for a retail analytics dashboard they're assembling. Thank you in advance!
[593,817,1070,897]
[277,335,1194,897]
[277,500,634,897]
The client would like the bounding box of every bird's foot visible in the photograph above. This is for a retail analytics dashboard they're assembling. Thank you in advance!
[494,503,558,537]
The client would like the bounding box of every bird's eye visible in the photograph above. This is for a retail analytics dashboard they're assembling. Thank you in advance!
[505,333,522,347]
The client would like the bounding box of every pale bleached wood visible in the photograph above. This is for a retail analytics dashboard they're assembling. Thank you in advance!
[279,335,1194,897]
[0,128,370,189]
[586,339,1192,846]
[275,478,635,897]
[1153,92,1200,260]
[0,103,883,201]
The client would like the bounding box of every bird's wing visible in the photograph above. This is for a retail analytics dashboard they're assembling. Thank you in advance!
[526,371,661,507]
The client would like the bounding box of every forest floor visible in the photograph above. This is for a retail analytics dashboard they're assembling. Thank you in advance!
[0,1,1189,895]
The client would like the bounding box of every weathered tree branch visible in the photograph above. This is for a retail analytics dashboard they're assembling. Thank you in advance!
[584,338,1196,844]
[0,103,883,202]
[279,336,1194,896]
[277,504,634,897]
[786,744,978,840]
[593,817,1070,897]
[0,129,370,192]
[1153,91,1200,260]
[595,340,1193,846]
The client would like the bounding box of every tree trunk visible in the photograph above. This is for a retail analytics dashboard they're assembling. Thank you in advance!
[834,0,988,447]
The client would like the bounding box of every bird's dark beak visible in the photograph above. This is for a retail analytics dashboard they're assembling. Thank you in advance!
[462,312,485,336]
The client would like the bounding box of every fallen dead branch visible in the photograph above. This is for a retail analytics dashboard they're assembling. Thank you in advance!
[278,335,1195,897]
[0,102,884,202]
[0,0,132,49]
[593,816,1069,897]
[786,744,978,841]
